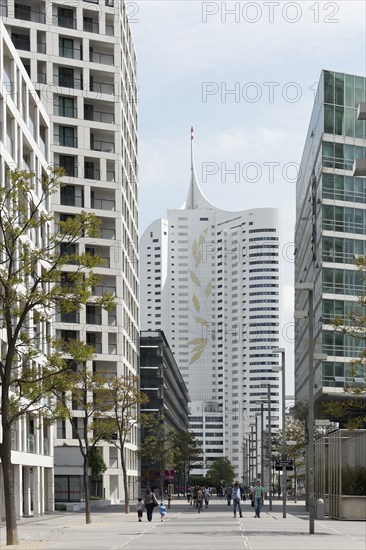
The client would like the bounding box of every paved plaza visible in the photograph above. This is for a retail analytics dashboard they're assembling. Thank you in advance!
[1,499,365,550]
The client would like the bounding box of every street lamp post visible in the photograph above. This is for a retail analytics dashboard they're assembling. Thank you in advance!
[295,282,315,534]
[272,347,287,518]
[267,384,273,511]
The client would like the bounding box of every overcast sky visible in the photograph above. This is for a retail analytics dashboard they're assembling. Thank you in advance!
[132,0,366,393]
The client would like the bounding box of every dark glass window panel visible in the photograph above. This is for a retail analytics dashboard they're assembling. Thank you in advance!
[324,70,335,103]
[335,106,344,135]
[324,104,334,133]
[334,73,344,106]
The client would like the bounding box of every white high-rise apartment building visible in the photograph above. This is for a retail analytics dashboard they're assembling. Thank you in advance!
[2,0,139,503]
[141,134,281,481]
[0,20,54,518]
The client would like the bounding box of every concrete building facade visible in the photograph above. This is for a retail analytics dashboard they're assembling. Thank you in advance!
[0,20,54,519]
[295,70,366,412]
[140,134,281,481]
[2,0,139,503]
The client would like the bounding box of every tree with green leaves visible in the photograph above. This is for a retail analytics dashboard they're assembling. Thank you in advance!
[50,349,114,525]
[206,457,236,486]
[95,374,149,513]
[171,430,202,492]
[0,169,107,545]
[139,412,175,497]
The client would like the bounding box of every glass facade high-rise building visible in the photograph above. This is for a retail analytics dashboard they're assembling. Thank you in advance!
[2,0,139,504]
[295,70,366,410]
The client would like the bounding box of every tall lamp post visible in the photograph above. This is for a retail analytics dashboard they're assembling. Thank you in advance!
[267,384,273,511]
[272,347,287,518]
[295,282,315,534]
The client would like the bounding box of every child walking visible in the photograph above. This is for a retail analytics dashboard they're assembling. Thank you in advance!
[159,501,167,522]
[136,497,144,522]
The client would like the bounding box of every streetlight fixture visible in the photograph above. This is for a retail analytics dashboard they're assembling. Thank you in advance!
[272,347,287,518]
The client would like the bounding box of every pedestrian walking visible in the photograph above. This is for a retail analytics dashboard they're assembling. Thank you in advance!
[254,480,264,518]
[159,501,167,522]
[225,484,232,506]
[144,487,158,522]
[204,487,211,508]
[136,497,144,522]
[232,482,243,518]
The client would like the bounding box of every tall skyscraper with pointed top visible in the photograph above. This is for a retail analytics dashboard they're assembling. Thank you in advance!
[140,131,282,481]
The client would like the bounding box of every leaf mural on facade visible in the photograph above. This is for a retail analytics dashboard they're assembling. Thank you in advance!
[189,349,204,365]
[189,270,201,287]
[189,227,210,365]
[205,280,212,297]
[192,295,200,313]
[194,250,202,267]
[194,316,209,326]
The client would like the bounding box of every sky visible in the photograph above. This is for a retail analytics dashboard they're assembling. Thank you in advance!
[131,0,366,394]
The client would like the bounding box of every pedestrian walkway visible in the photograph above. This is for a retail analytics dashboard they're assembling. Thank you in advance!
[1,499,365,550]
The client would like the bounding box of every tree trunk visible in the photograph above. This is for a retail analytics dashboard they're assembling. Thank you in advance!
[1,383,19,545]
[83,458,91,524]
[120,447,129,514]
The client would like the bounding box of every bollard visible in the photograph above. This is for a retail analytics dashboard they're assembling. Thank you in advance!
[316,498,325,519]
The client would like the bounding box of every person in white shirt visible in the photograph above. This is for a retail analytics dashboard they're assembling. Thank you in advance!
[231,482,243,518]
[203,487,211,508]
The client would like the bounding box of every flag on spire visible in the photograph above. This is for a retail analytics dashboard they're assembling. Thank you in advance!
[191,126,194,140]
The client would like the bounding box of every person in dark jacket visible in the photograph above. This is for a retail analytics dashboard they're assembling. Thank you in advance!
[144,487,158,522]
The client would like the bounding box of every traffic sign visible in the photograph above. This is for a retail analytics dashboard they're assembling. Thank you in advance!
[275,459,293,471]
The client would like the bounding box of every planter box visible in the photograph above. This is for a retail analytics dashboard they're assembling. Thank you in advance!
[331,496,366,520]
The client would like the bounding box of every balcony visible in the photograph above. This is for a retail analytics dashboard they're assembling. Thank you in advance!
[38,71,46,84]
[86,313,102,325]
[11,429,18,451]
[99,227,115,239]
[353,158,366,177]
[11,34,30,51]
[58,311,80,323]
[84,164,100,180]
[15,5,46,23]
[84,108,114,124]
[92,284,116,297]
[54,15,77,29]
[106,24,114,36]
[83,20,99,33]
[27,434,35,453]
[357,102,366,120]
[54,104,77,118]
[54,134,78,148]
[90,50,114,65]
[37,42,46,54]
[90,80,114,95]
[0,4,7,16]
[55,75,83,90]
[91,138,115,153]
[91,197,115,211]
[59,46,82,60]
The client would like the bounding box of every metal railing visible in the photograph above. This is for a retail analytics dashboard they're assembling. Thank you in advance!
[323,218,365,235]
[54,134,78,148]
[92,285,116,296]
[85,167,101,180]
[90,80,114,94]
[59,46,82,60]
[85,110,114,124]
[11,429,18,451]
[91,197,115,210]
[54,15,77,29]
[91,139,115,153]
[107,170,115,182]
[55,75,83,90]
[90,51,114,65]
[27,434,35,453]
[54,104,77,118]
[100,227,116,239]
[38,71,46,84]
[86,313,102,325]
[37,42,46,54]
[106,24,114,36]
[15,6,46,23]
[12,35,30,51]
[83,21,99,33]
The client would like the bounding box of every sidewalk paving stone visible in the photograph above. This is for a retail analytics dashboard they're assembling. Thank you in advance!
[1,499,365,550]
